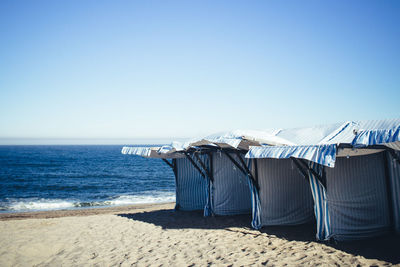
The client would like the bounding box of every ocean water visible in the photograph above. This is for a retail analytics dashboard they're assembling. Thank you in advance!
[0,145,176,213]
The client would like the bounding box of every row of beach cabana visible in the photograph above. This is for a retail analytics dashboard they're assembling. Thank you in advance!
[122,119,400,241]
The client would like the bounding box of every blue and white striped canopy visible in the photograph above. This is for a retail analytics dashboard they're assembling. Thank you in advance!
[246,144,337,167]
[245,119,400,167]
[121,146,152,157]
[121,145,186,159]
[122,119,400,164]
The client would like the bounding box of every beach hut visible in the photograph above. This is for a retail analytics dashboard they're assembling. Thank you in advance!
[243,123,350,230]
[246,119,400,241]
[173,156,209,211]
[184,130,296,215]
[122,147,252,215]
[247,158,314,228]
[192,150,252,216]
[121,146,208,212]
[122,130,294,217]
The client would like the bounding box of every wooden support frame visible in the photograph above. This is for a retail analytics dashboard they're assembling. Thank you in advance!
[388,148,400,165]
[193,152,213,181]
[297,158,326,187]
[162,159,174,169]
[222,150,259,190]
[290,158,309,181]
[184,153,207,178]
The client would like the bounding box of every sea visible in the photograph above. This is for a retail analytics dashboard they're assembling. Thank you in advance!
[0,145,176,213]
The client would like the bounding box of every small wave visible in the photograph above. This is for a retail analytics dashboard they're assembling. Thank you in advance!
[5,199,76,211]
[105,192,176,206]
[0,192,176,212]
[73,192,176,207]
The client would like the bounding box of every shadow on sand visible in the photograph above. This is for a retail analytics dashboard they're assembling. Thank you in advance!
[118,209,400,264]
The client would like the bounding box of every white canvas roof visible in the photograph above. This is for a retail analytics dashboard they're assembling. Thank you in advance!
[121,129,295,158]
[246,119,400,167]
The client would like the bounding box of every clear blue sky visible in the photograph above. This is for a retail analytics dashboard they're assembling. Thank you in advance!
[1,0,399,144]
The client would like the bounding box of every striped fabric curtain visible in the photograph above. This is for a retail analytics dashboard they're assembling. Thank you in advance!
[209,152,251,215]
[174,157,208,212]
[308,162,331,240]
[388,150,400,233]
[198,153,213,217]
[247,178,261,229]
[247,159,261,229]
[204,177,213,217]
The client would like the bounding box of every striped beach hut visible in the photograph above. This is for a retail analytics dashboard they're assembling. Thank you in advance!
[180,130,295,216]
[246,157,315,229]
[122,130,293,217]
[246,119,400,241]
[190,150,252,216]
[121,145,208,211]
[122,147,252,216]
[244,123,344,229]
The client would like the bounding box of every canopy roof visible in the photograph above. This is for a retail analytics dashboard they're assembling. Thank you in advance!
[186,129,296,150]
[121,119,400,165]
[246,119,400,167]
[121,129,295,158]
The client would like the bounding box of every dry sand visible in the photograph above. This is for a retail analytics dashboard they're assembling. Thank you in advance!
[0,203,399,266]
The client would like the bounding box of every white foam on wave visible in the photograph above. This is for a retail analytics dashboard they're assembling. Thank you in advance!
[7,199,75,211]
[106,192,176,206]
[1,191,176,212]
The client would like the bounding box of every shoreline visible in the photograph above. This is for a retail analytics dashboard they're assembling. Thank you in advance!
[0,202,175,221]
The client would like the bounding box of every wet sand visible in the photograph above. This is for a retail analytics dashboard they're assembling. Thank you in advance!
[1,203,399,266]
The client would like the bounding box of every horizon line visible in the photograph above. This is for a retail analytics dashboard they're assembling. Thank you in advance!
[0,137,189,146]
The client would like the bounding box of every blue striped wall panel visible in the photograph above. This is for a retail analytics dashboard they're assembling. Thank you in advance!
[175,157,208,211]
[325,152,391,241]
[256,158,314,226]
[210,152,252,215]
[387,151,400,234]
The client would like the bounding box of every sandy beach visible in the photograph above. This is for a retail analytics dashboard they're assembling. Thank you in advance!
[0,203,399,267]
